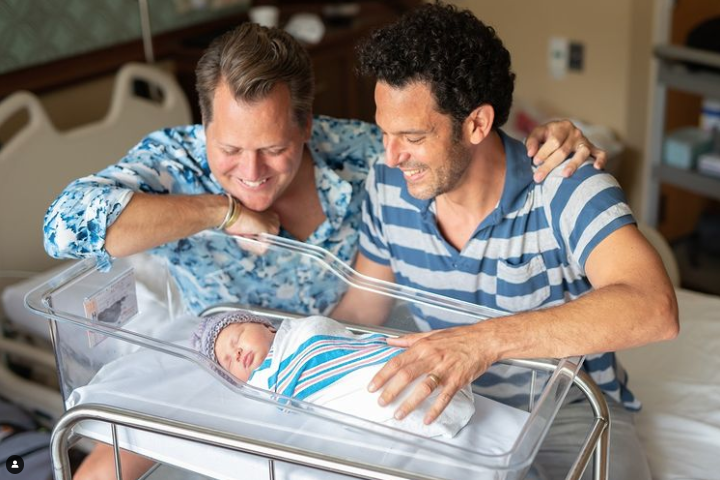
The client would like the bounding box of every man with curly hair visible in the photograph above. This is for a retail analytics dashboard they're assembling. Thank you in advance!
[333,2,678,478]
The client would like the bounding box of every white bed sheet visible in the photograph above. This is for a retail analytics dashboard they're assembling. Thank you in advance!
[617,288,720,480]
[67,312,531,480]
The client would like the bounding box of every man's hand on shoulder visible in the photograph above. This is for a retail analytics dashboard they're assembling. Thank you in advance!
[525,119,607,183]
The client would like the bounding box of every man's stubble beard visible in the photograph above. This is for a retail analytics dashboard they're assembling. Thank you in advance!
[409,140,473,201]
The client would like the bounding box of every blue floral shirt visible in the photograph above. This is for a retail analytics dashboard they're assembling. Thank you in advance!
[44,116,384,315]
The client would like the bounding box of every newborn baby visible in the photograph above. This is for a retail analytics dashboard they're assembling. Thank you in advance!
[192,311,475,438]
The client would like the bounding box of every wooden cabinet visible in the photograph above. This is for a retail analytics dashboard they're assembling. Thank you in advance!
[643,0,720,240]
[172,2,411,123]
[309,34,377,122]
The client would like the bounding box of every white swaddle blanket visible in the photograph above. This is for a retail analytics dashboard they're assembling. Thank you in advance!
[248,315,474,438]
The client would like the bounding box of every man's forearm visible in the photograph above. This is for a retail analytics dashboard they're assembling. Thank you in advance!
[479,283,678,363]
[104,193,227,258]
[331,253,398,325]
[331,286,395,325]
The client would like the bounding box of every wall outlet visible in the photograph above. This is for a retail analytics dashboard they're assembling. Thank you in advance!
[548,37,569,79]
[569,42,585,71]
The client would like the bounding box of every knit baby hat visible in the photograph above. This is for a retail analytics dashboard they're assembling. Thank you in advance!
[191,311,275,362]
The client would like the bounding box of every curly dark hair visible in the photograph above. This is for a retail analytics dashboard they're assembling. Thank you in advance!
[357,2,515,135]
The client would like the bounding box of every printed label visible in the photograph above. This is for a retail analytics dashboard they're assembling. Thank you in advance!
[83,268,138,347]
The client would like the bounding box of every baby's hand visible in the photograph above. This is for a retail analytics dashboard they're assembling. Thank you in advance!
[225,206,280,237]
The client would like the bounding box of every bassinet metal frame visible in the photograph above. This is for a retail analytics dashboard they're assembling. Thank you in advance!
[49,358,608,480]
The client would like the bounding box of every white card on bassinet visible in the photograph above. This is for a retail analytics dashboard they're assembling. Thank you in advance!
[83,268,139,347]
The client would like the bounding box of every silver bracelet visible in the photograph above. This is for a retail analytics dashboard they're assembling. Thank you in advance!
[216,193,236,230]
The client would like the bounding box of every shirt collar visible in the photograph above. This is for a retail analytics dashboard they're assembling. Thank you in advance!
[307,141,352,234]
[193,125,212,175]
[496,129,534,217]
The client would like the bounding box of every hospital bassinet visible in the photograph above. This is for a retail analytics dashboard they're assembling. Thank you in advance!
[25,234,609,480]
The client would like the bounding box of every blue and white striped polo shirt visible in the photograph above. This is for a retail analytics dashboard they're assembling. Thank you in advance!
[359,130,639,410]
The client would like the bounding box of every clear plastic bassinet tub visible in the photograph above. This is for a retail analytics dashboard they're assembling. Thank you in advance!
[25,233,604,480]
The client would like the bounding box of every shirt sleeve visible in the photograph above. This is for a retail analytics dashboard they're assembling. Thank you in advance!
[358,163,392,265]
[43,127,209,266]
[541,162,636,272]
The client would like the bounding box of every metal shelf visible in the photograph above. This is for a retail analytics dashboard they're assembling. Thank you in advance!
[657,63,720,100]
[643,43,720,226]
[655,45,720,70]
[655,164,720,202]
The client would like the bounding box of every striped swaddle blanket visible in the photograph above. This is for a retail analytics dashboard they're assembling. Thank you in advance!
[248,316,474,438]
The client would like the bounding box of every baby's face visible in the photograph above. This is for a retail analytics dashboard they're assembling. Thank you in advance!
[215,322,275,382]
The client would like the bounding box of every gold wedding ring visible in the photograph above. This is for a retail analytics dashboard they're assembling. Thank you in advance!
[576,142,588,151]
[426,373,442,389]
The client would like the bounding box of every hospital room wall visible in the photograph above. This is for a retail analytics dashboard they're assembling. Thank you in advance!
[453,0,655,214]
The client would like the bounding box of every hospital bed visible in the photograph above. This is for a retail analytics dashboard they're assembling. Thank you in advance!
[0,61,191,424]
[617,288,720,480]
[25,234,609,480]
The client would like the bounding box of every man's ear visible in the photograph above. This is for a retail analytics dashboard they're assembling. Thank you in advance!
[465,104,494,145]
[302,113,313,141]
